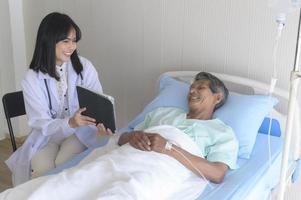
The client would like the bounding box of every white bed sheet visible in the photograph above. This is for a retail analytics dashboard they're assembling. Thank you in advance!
[43,133,283,200]
[0,126,206,200]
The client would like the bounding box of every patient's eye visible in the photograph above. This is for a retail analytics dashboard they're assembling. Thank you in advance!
[191,84,204,91]
[194,84,208,91]
[197,86,206,90]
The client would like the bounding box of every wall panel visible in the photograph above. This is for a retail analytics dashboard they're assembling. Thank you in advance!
[21,0,299,128]
[0,0,16,139]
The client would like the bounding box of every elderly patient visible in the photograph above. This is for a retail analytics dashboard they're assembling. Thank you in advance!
[117,72,238,183]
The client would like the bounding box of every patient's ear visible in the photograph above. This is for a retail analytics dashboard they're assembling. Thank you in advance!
[214,93,223,105]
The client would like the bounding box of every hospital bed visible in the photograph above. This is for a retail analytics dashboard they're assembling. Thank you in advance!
[46,71,300,199]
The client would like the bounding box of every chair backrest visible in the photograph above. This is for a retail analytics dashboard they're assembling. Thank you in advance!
[2,91,26,152]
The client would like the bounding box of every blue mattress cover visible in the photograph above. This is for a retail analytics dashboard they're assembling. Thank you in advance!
[198,133,282,200]
[46,134,282,200]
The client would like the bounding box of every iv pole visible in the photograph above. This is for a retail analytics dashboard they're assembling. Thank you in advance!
[277,7,301,200]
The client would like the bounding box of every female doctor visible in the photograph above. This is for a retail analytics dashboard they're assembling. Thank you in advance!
[5,12,108,186]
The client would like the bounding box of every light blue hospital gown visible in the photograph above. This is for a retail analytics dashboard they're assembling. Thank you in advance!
[134,107,239,169]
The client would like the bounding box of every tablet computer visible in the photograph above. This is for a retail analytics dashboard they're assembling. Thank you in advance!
[76,86,116,131]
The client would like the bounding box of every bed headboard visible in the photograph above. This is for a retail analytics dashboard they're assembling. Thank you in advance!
[163,71,301,160]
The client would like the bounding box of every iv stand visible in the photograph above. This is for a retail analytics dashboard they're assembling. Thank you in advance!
[277,7,301,200]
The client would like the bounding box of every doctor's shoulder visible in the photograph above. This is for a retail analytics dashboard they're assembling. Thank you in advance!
[78,56,99,75]
[78,56,95,70]
[21,69,47,90]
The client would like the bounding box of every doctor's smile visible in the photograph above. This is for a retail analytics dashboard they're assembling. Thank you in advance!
[55,29,77,66]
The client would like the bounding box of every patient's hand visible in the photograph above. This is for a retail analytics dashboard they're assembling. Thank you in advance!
[96,123,113,136]
[128,131,151,151]
[147,133,167,153]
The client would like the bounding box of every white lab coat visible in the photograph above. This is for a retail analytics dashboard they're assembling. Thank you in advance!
[5,56,103,186]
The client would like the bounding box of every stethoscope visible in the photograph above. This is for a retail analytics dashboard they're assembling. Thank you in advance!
[44,73,83,119]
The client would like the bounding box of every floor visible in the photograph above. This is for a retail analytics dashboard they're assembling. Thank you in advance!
[0,138,24,192]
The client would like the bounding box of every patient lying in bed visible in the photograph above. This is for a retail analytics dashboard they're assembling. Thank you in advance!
[117,72,238,183]
[0,72,238,200]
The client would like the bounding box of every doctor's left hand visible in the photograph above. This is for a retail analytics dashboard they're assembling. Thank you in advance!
[68,107,96,128]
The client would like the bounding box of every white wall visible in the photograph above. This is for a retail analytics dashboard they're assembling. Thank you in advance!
[22,0,299,129]
[0,0,16,139]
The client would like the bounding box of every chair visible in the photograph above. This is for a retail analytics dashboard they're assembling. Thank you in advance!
[2,91,26,152]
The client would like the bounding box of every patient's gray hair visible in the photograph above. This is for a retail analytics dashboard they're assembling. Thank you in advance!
[194,72,229,110]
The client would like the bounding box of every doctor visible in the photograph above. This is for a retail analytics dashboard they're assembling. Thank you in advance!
[6,12,105,186]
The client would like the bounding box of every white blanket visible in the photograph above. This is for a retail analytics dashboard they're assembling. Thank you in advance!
[0,125,206,200]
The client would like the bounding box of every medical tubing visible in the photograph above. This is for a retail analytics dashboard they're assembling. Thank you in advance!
[168,144,213,189]
[272,27,280,78]
[269,16,284,95]
[265,18,285,198]
[265,111,275,200]
[267,114,273,173]
[270,35,280,94]
[267,97,275,169]
[267,13,286,169]
[262,105,274,200]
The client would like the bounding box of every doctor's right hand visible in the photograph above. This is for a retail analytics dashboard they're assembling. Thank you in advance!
[96,123,113,136]
[68,107,96,128]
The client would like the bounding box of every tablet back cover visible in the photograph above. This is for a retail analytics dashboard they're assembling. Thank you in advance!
[76,86,116,131]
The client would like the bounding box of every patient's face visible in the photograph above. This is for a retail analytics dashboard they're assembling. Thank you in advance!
[188,80,220,118]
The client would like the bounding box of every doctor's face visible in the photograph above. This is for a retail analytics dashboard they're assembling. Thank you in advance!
[55,28,77,66]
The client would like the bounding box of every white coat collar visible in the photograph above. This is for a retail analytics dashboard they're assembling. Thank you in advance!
[37,63,68,80]
[37,71,52,80]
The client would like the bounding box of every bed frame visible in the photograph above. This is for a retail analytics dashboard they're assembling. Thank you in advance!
[163,71,300,199]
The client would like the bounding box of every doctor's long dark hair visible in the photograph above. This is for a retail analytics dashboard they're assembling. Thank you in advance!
[29,12,83,81]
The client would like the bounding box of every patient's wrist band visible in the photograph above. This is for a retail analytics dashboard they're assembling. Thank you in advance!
[165,141,173,150]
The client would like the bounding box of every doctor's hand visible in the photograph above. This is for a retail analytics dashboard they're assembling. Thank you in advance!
[96,123,113,136]
[147,133,167,154]
[128,131,152,151]
[68,107,96,128]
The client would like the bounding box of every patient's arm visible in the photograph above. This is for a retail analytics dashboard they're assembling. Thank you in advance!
[148,133,228,184]
[118,131,152,151]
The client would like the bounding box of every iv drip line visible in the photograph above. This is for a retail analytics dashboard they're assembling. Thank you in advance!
[165,141,214,189]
